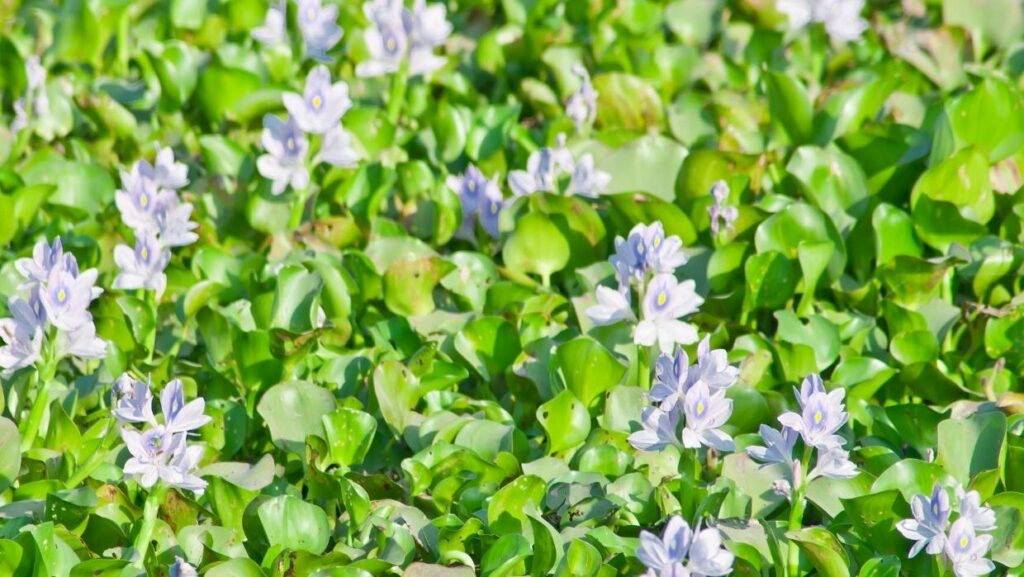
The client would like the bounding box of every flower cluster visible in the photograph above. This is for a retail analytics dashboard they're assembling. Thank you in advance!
[114,375,210,495]
[1,238,105,376]
[707,180,737,235]
[637,516,734,577]
[747,374,858,488]
[113,147,197,299]
[508,134,611,199]
[897,483,996,577]
[565,63,597,134]
[253,0,343,60]
[629,336,739,453]
[259,65,359,195]
[777,0,868,43]
[587,220,701,353]
[11,55,48,135]
[448,164,504,241]
[357,0,452,78]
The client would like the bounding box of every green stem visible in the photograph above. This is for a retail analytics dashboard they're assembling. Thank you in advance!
[19,375,47,450]
[637,345,650,390]
[132,486,166,569]
[386,64,409,124]
[786,445,814,577]
[116,8,131,76]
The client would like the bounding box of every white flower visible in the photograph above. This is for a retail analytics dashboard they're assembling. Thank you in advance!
[0,297,44,376]
[945,518,995,577]
[777,0,868,43]
[565,63,597,133]
[808,445,858,480]
[113,233,170,298]
[680,381,734,452]
[634,273,703,353]
[586,285,635,327]
[160,379,212,433]
[956,486,996,532]
[566,154,610,198]
[170,557,199,577]
[15,237,65,290]
[154,146,189,190]
[297,0,343,60]
[746,425,798,467]
[897,483,952,558]
[40,265,101,332]
[317,126,361,168]
[628,406,681,452]
[777,386,849,449]
[253,0,288,46]
[114,375,157,425]
[283,65,352,134]
[508,139,574,197]
[257,114,310,195]
[708,180,738,234]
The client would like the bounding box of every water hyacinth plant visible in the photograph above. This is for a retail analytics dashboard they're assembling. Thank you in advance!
[1,1,1023,576]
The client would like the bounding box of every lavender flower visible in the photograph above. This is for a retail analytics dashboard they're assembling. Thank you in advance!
[170,557,198,577]
[686,524,736,576]
[113,233,170,298]
[154,146,189,190]
[628,406,681,452]
[508,140,574,197]
[297,0,343,60]
[644,222,688,274]
[777,0,868,43]
[407,0,451,76]
[121,425,185,489]
[692,335,739,389]
[160,379,212,433]
[284,65,352,134]
[746,425,798,466]
[257,114,310,195]
[680,381,734,452]
[650,347,691,410]
[118,377,209,496]
[15,237,65,289]
[566,154,610,198]
[956,486,996,532]
[897,483,952,557]
[357,0,451,78]
[114,375,157,425]
[945,518,995,577]
[447,164,504,241]
[634,273,703,353]
[40,265,101,332]
[807,445,858,480]
[610,225,648,286]
[317,126,361,168]
[565,63,597,133]
[795,373,826,408]
[356,5,409,77]
[155,197,200,248]
[585,285,635,327]
[53,322,107,362]
[0,298,43,376]
[115,162,172,233]
[252,0,288,46]
[610,222,689,287]
[777,386,848,449]
[11,56,49,134]
[637,517,734,577]
[708,180,738,234]
[637,516,691,574]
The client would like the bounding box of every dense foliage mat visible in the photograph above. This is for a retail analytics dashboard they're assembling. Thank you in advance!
[2,0,1024,576]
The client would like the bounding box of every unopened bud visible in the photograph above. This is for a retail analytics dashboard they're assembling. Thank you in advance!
[772,479,792,498]
[792,460,803,490]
